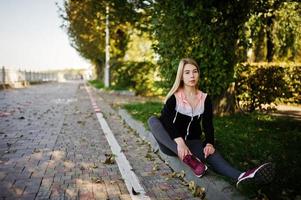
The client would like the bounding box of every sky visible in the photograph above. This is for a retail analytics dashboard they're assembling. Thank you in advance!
[0,0,91,71]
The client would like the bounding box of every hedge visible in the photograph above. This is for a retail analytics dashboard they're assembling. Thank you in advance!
[235,62,300,112]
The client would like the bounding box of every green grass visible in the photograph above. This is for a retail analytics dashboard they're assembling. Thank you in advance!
[123,101,301,199]
[123,102,162,128]
[88,80,104,89]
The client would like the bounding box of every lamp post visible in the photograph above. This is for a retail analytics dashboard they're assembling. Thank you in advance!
[104,5,110,87]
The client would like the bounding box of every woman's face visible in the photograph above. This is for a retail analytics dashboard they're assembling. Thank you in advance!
[182,64,199,87]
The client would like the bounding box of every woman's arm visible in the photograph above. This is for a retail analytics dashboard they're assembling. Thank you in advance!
[202,95,215,146]
[161,95,191,160]
[202,95,216,158]
[174,137,191,160]
[160,95,181,139]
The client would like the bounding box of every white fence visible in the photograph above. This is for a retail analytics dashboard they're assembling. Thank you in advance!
[0,67,58,88]
[0,66,93,88]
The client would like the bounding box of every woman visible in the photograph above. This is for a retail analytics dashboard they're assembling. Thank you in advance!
[148,58,273,186]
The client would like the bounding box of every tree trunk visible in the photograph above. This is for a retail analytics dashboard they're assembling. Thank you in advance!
[94,59,104,81]
[213,83,237,116]
[254,25,266,62]
[266,16,274,62]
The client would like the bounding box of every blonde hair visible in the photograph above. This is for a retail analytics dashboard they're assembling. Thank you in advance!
[164,58,200,103]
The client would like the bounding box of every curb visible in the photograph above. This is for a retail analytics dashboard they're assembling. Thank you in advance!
[118,108,246,200]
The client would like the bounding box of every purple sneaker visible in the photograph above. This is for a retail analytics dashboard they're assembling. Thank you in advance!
[236,162,274,187]
[183,154,207,177]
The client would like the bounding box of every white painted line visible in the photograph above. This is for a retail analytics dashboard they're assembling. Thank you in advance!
[95,113,151,200]
[84,85,150,200]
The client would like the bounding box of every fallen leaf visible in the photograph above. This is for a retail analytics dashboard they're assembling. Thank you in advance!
[145,153,155,161]
[152,164,159,171]
[91,164,98,169]
[180,181,189,186]
[176,170,185,179]
[188,181,196,191]
[188,181,206,198]
[153,149,159,154]
[132,187,140,195]
[33,149,41,153]
[167,172,177,179]
[91,177,103,183]
[193,186,205,198]
[103,154,115,164]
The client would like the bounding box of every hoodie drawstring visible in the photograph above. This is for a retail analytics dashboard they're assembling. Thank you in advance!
[185,116,193,140]
[173,110,178,123]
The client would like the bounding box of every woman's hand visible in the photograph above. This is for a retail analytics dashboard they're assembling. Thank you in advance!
[174,137,191,160]
[203,143,215,159]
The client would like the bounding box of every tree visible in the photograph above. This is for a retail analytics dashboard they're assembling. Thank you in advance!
[59,0,139,81]
[243,1,301,62]
[136,0,255,114]
[273,2,301,61]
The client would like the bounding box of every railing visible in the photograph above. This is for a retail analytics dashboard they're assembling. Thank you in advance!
[0,66,58,88]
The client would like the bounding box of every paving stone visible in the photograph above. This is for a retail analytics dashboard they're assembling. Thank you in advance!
[36,186,52,199]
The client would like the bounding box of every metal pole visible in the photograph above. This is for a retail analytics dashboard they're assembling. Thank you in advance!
[2,66,5,89]
[104,5,110,87]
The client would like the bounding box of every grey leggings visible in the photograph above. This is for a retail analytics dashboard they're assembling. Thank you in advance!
[148,116,242,180]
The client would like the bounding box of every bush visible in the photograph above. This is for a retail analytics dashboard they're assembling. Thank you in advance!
[283,65,301,103]
[111,61,162,96]
[88,80,104,89]
[235,63,300,112]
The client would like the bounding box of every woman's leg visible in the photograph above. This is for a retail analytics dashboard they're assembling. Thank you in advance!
[148,116,178,155]
[186,140,242,180]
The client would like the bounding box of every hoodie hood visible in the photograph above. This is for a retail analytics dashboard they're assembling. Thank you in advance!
[174,88,207,117]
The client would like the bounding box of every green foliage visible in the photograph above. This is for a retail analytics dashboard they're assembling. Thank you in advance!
[124,29,156,63]
[124,102,301,199]
[235,63,300,112]
[59,0,106,74]
[88,79,104,89]
[59,0,139,79]
[138,0,254,98]
[273,2,301,61]
[242,1,301,62]
[111,61,162,96]
[60,0,301,101]
[281,64,301,103]
[123,101,162,128]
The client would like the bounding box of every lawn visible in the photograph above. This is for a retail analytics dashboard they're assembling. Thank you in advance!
[123,101,301,200]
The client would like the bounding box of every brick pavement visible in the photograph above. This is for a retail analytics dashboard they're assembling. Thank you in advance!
[0,82,130,200]
[0,82,201,200]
